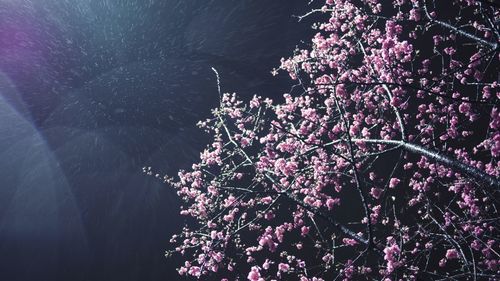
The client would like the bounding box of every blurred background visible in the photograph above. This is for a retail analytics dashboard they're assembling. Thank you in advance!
[0,0,317,280]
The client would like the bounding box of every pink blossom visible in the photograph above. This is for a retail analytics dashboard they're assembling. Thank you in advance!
[247,266,263,281]
[409,8,420,21]
[383,237,401,274]
[445,249,459,260]
[326,198,340,210]
[278,263,290,272]
[343,238,358,246]
[263,259,271,270]
[300,226,310,236]
[250,95,261,108]
[166,1,500,279]
[370,187,383,199]
[389,178,400,188]
[188,266,201,277]
[261,196,273,204]
[458,102,471,114]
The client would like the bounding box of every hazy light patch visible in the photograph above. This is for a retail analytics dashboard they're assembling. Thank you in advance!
[0,81,90,274]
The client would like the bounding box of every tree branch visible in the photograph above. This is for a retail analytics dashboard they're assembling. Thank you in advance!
[352,138,500,189]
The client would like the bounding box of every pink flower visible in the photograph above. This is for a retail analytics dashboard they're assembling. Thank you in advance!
[444,47,456,56]
[261,196,273,204]
[445,249,459,260]
[263,259,271,270]
[278,263,290,272]
[188,266,201,277]
[326,198,340,210]
[383,237,401,274]
[223,213,234,222]
[370,187,383,199]
[389,178,400,188]
[433,35,442,45]
[471,240,482,251]
[409,8,420,21]
[259,227,277,252]
[458,102,471,114]
[250,95,261,108]
[343,238,358,246]
[247,266,263,281]
[264,211,275,220]
[301,226,310,236]
[212,252,223,263]
[322,253,332,263]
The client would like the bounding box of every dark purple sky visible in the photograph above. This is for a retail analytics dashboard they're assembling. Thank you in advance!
[0,1,316,280]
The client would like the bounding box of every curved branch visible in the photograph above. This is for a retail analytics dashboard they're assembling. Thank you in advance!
[422,2,498,49]
[352,138,500,189]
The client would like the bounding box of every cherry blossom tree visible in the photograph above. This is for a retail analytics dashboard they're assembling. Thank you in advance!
[150,0,499,280]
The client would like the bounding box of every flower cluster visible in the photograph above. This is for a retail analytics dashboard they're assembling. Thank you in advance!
[159,1,500,280]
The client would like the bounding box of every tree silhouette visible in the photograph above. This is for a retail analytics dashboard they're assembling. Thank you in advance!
[152,1,499,280]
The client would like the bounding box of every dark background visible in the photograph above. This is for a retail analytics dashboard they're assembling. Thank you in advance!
[0,1,317,280]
